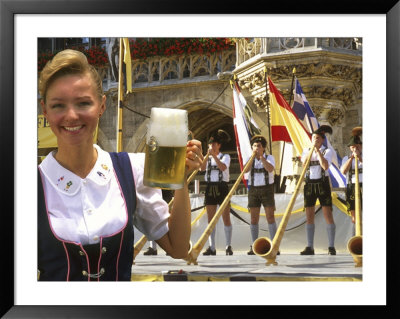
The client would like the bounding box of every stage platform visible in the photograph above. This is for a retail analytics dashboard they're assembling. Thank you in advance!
[131,251,362,282]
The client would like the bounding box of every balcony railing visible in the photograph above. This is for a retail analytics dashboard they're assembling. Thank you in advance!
[236,38,362,66]
[131,49,236,85]
[100,49,236,91]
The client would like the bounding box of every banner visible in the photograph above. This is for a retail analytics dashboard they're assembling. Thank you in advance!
[292,78,346,187]
[268,77,312,155]
[232,81,261,185]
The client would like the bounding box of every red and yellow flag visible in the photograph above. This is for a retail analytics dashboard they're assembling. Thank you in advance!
[268,77,311,155]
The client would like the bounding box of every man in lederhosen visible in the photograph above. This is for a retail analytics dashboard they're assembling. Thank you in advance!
[300,125,337,255]
[243,135,278,255]
[200,130,233,256]
[340,127,363,237]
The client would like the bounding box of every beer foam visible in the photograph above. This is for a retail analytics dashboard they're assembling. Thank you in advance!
[147,108,188,146]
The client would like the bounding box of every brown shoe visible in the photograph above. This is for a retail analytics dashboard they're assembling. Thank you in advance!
[143,247,157,256]
[202,247,216,256]
[300,246,315,255]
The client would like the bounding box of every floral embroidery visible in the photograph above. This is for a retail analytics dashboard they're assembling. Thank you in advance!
[64,181,73,191]
[56,176,64,186]
[97,171,106,179]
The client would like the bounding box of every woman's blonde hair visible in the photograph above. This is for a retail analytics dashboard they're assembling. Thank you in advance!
[38,49,103,103]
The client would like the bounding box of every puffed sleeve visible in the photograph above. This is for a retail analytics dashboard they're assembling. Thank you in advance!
[128,153,170,241]
[267,154,275,168]
[323,148,333,166]
[340,156,349,171]
[301,148,308,163]
[222,153,231,168]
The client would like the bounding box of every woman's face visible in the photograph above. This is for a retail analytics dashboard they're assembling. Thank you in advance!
[41,73,105,148]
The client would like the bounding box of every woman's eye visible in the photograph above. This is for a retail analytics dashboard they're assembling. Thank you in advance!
[51,103,63,109]
[78,101,91,107]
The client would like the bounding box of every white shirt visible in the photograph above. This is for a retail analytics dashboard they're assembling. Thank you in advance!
[38,144,169,245]
[204,153,230,183]
[301,146,332,180]
[247,154,275,186]
[341,155,363,184]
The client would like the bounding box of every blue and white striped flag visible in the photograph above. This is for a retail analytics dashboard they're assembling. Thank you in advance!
[232,81,261,187]
[292,78,346,188]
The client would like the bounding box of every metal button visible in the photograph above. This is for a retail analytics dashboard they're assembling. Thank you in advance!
[93,235,99,242]
[79,250,85,256]
[100,268,105,275]
[82,270,88,276]
[101,247,107,254]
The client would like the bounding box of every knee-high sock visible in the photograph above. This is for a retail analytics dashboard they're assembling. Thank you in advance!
[224,225,232,247]
[327,224,336,247]
[150,241,157,249]
[306,224,315,248]
[208,228,216,250]
[268,222,277,241]
[250,224,259,243]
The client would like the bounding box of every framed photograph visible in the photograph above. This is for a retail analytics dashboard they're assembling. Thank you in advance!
[1,0,398,317]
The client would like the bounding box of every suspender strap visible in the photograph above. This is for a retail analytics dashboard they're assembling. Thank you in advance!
[250,156,269,186]
[207,154,224,182]
[348,156,362,185]
[109,152,135,215]
[305,148,327,182]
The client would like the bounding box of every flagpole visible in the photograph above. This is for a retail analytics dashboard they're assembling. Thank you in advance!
[116,38,124,152]
[278,67,296,190]
[264,67,273,156]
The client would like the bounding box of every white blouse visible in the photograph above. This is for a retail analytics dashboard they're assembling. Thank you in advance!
[301,146,333,180]
[247,154,275,186]
[38,144,169,245]
[204,153,230,183]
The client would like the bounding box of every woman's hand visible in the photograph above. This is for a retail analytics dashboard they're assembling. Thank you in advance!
[185,139,203,175]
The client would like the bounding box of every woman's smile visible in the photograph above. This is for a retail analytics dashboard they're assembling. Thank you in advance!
[42,73,105,148]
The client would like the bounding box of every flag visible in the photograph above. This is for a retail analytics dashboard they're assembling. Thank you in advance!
[268,77,312,155]
[292,77,346,188]
[232,81,261,186]
[117,38,132,152]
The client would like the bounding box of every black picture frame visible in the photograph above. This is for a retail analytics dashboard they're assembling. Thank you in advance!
[1,0,398,317]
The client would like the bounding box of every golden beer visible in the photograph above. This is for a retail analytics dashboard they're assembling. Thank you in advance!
[143,107,188,189]
[144,145,187,189]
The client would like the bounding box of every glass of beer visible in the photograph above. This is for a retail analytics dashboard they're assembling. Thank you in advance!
[143,107,188,189]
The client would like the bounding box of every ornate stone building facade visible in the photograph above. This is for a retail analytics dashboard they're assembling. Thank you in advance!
[38,37,362,192]
[233,38,362,191]
[235,38,362,155]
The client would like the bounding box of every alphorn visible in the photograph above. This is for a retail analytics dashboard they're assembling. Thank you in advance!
[184,152,257,265]
[133,154,209,262]
[253,146,314,265]
[347,155,362,267]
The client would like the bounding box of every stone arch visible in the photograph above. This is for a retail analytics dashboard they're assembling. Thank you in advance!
[124,99,236,154]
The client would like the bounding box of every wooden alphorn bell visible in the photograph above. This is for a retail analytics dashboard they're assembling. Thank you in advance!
[133,154,209,263]
[346,155,362,267]
[253,146,315,265]
[184,152,257,265]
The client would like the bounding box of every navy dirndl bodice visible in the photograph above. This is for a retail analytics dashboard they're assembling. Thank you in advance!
[38,152,136,281]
